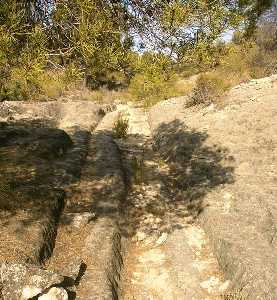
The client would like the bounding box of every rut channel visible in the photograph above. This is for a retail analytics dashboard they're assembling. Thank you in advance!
[117,105,229,300]
[45,104,229,299]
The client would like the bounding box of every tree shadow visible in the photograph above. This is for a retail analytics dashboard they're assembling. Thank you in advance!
[120,119,235,236]
[154,119,235,208]
[0,119,91,262]
[0,116,235,261]
[60,130,127,223]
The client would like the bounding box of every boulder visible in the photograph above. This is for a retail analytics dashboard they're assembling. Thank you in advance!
[61,212,96,228]
[38,287,68,300]
[0,262,64,300]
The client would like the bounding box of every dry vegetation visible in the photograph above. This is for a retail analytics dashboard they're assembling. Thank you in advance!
[1,25,276,109]
[1,1,275,108]
[113,116,129,139]
[77,23,277,108]
[187,24,277,108]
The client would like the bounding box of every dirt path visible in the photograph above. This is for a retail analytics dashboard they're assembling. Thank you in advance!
[117,105,229,299]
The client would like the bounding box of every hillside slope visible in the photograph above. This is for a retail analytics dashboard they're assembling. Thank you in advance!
[149,74,277,299]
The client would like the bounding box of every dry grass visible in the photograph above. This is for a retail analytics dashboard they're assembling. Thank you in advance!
[57,86,133,104]
[174,75,196,95]
[186,72,231,107]
[223,294,245,300]
[83,88,132,103]
[113,116,129,139]
[185,23,277,108]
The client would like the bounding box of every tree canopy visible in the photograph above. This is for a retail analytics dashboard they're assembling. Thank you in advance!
[0,0,275,100]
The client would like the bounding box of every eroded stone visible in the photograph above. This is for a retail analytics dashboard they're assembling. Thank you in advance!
[0,262,64,300]
[38,287,68,300]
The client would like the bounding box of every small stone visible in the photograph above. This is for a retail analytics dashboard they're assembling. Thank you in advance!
[38,287,68,300]
[21,286,42,300]
[156,233,168,245]
[200,276,221,293]
[218,280,231,293]
[152,223,158,230]
[136,231,146,241]
[72,212,95,228]
[0,262,64,300]
[223,192,233,200]
[185,216,194,224]
[155,217,162,223]
[63,257,85,283]
[62,212,96,228]
[207,103,215,112]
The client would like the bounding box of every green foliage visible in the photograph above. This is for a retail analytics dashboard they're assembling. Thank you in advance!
[52,0,131,88]
[187,21,277,108]
[241,0,275,36]
[113,116,129,139]
[127,0,265,55]
[180,41,228,72]
[0,0,275,102]
[222,24,277,78]
[129,73,176,107]
[0,0,47,101]
[128,53,178,106]
[0,0,132,101]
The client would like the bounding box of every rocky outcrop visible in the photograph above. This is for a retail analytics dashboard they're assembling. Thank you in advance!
[72,110,126,300]
[0,123,73,264]
[0,100,121,299]
[148,74,277,299]
[38,287,68,300]
[0,262,65,300]
[0,100,116,132]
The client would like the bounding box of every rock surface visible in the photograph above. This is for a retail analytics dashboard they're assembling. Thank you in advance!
[38,287,68,300]
[61,212,96,228]
[1,75,277,299]
[0,123,72,264]
[0,100,114,298]
[119,105,226,300]
[45,109,126,300]
[0,262,64,300]
[148,74,277,299]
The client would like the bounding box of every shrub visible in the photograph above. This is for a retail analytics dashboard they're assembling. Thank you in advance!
[0,66,42,101]
[187,72,231,107]
[186,24,277,108]
[113,116,129,139]
[38,71,67,100]
[127,52,180,106]
[82,88,132,103]
[128,73,177,106]
[250,24,277,76]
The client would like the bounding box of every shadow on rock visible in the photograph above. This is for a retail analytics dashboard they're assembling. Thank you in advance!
[121,119,235,237]
[61,130,127,222]
[153,119,235,216]
[0,119,90,263]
